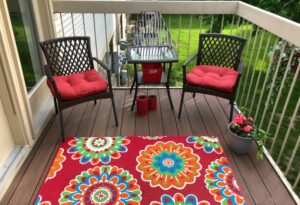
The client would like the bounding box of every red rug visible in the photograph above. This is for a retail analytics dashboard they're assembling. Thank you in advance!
[34,136,246,205]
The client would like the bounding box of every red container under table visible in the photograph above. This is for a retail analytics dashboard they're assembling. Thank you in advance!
[141,63,163,83]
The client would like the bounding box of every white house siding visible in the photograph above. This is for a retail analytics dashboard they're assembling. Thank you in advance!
[54,13,116,59]
[0,98,14,164]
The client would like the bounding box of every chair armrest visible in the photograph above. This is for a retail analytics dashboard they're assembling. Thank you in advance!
[237,60,244,76]
[182,52,198,83]
[92,57,113,91]
[44,65,54,82]
[44,65,62,100]
[183,52,198,68]
[92,57,111,73]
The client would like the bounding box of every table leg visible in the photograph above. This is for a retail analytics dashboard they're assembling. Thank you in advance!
[166,63,174,110]
[130,78,136,94]
[131,63,139,110]
[131,83,138,110]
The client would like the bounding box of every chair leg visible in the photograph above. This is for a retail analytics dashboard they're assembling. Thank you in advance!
[58,109,65,142]
[166,84,174,110]
[94,100,97,105]
[130,78,136,94]
[193,92,196,98]
[53,97,58,114]
[178,89,185,118]
[229,100,234,122]
[111,97,119,126]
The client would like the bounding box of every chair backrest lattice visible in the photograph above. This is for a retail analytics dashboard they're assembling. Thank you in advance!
[197,34,246,70]
[40,37,94,76]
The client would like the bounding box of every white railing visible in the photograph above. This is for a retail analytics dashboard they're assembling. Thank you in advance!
[52,0,300,200]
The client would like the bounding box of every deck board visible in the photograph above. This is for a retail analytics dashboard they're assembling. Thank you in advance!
[1,89,296,205]
[91,98,112,136]
[205,95,275,204]
[148,89,164,135]
[195,94,256,205]
[183,92,208,136]
[159,89,178,135]
[171,89,193,136]
[135,89,150,135]
[120,90,136,136]
[217,97,296,205]
[7,107,73,205]
[105,90,125,136]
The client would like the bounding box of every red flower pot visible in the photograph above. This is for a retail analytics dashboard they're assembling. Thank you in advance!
[136,95,148,116]
[142,63,163,83]
[148,95,157,111]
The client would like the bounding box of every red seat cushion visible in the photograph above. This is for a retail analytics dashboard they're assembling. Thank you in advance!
[186,65,238,93]
[47,69,108,100]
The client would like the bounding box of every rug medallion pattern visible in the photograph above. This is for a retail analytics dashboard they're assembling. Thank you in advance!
[35,136,246,205]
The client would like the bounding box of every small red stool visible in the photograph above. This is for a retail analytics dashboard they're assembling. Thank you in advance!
[148,95,157,111]
[136,95,148,116]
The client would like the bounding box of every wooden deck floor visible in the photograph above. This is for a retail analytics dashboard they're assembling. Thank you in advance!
[1,89,296,205]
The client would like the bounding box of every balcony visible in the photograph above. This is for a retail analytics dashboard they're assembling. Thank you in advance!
[0,1,299,205]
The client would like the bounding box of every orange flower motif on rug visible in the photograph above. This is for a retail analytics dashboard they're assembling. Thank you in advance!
[47,148,66,180]
[205,157,246,205]
[136,141,201,190]
[59,166,142,204]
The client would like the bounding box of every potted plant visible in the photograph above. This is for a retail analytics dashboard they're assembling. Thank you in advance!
[228,112,270,160]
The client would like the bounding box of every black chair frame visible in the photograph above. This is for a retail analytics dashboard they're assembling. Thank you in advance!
[40,37,118,141]
[178,34,246,121]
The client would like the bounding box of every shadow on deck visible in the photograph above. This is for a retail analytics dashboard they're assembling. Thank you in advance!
[1,89,296,205]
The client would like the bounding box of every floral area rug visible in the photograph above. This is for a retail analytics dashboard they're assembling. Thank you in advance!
[34,136,246,205]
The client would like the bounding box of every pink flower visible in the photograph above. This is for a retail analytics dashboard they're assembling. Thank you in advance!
[247,117,254,123]
[232,114,246,125]
[241,125,253,133]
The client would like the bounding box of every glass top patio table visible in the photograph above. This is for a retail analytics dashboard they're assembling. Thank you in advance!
[127,45,178,63]
[126,45,178,111]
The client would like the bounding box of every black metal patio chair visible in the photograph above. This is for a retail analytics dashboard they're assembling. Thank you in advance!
[178,34,246,121]
[40,36,118,141]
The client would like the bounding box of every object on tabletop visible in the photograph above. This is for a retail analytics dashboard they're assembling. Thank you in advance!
[136,95,148,116]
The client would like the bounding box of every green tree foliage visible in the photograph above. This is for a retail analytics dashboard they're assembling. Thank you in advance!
[242,0,300,23]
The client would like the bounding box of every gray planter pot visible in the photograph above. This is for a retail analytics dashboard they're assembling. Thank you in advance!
[228,124,253,155]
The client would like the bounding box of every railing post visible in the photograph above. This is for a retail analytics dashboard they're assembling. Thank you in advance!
[284,135,300,176]
[235,16,240,35]
[220,14,224,33]
[230,15,235,35]
[210,15,214,33]
[267,49,295,136]
[259,42,287,129]
[254,37,279,120]
[244,29,265,107]
[249,33,272,113]
[240,26,259,107]
[187,14,193,58]
[239,18,244,36]
[236,23,253,102]
[273,63,300,159]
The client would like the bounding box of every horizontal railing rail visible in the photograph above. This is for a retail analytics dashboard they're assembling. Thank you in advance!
[51,0,300,201]
[53,0,300,47]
